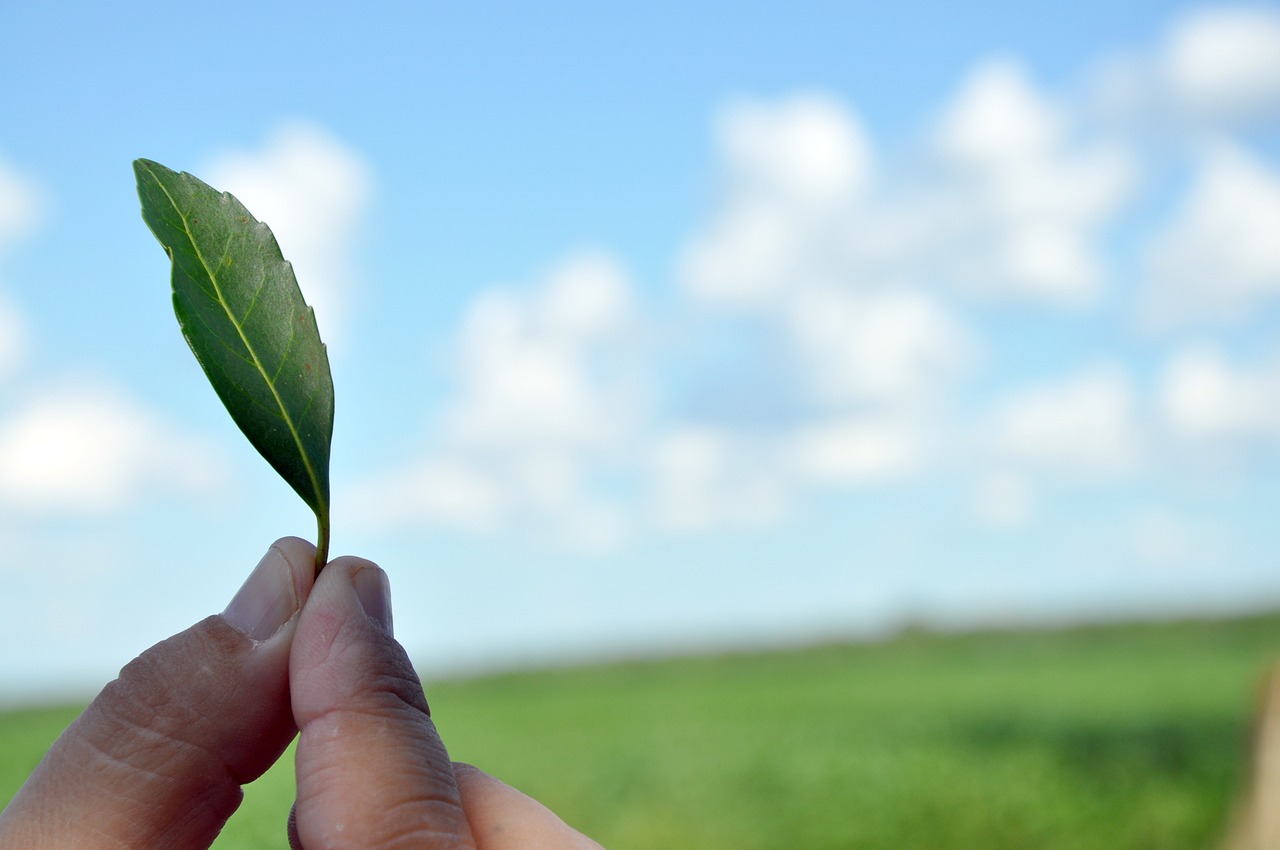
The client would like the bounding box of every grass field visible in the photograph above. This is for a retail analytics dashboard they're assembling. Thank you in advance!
[4,612,1280,849]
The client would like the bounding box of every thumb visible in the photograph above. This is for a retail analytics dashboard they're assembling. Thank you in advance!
[0,537,316,850]
[289,557,474,850]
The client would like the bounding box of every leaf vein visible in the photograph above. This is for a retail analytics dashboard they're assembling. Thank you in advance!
[143,166,328,520]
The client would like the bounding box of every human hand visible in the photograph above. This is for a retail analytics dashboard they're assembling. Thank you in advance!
[0,538,601,850]
[287,551,602,850]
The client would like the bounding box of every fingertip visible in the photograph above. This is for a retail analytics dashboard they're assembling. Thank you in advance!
[353,563,393,635]
[291,554,416,726]
[222,538,318,642]
[311,554,393,634]
[452,763,604,849]
[290,556,469,848]
[271,536,320,602]
[322,552,381,574]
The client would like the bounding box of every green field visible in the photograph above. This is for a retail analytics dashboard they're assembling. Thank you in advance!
[4,613,1280,849]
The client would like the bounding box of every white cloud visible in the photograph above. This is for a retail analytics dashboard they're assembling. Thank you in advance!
[785,417,928,486]
[680,198,809,307]
[965,367,1143,534]
[204,122,372,342]
[351,455,505,533]
[649,427,788,532]
[1160,6,1280,124]
[0,154,45,257]
[352,253,643,549]
[1090,6,1280,132]
[936,58,1065,166]
[680,95,874,308]
[364,41,1275,547]
[645,413,931,534]
[984,365,1142,479]
[1143,143,1280,326]
[1159,343,1280,442]
[929,59,1135,304]
[0,383,225,514]
[445,253,641,451]
[718,93,873,209]
[680,92,983,421]
[785,286,978,409]
[684,67,1133,322]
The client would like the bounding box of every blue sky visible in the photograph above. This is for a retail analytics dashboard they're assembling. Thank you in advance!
[3,1,1280,699]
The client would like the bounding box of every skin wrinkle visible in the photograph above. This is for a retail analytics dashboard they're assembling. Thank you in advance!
[93,616,290,786]
[77,611,293,847]
[293,605,432,730]
[56,626,250,846]
[296,709,463,809]
[0,539,354,850]
[333,795,473,848]
[292,560,475,850]
[7,673,248,847]
[292,642,436,750]
[73,726,226,837]
[87,684,228,789]
[9,545,597,850]
[79,822,135,850]
[77,634,241,773]
[297,606,347,671]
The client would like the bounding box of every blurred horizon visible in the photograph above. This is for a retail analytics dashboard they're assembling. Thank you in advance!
[3,1,1280,700]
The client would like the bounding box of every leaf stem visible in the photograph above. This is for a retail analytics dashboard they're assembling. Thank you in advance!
[314,511,330,576]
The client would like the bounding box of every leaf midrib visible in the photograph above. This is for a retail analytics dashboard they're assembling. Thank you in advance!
[144,163,328,516]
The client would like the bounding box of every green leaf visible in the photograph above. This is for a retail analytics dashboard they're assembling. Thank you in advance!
[134,159,334,571]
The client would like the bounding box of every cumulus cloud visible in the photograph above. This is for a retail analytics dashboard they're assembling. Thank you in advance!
[784,416,930,486]
[352,253,643,549]
[0,383,225,514]
[444,254,641,452]
[936,58,1065,165]
[681,94,875,307]
[358,27,1277,546]
[681,93,982,415]
[784,286,978,409]
[204,122,372,342]
[684,64,1132,319]
[1159,343,1280,443]
[1160,6,1280,124]
[1143,143,1280,326]
[671,72,1135,532]
[1092,6,1280,133]
[0,154,45,257]
[928,59,1135,304]
[718,93,873,209]
[965,367,1143,529]
[646,412,934,534]
[983,365,1143,479]
[649,427,788,532]
[664,71,1141,530]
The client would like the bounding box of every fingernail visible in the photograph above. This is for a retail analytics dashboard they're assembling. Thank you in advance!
[223,545,299,641]
[353,566,393,635]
